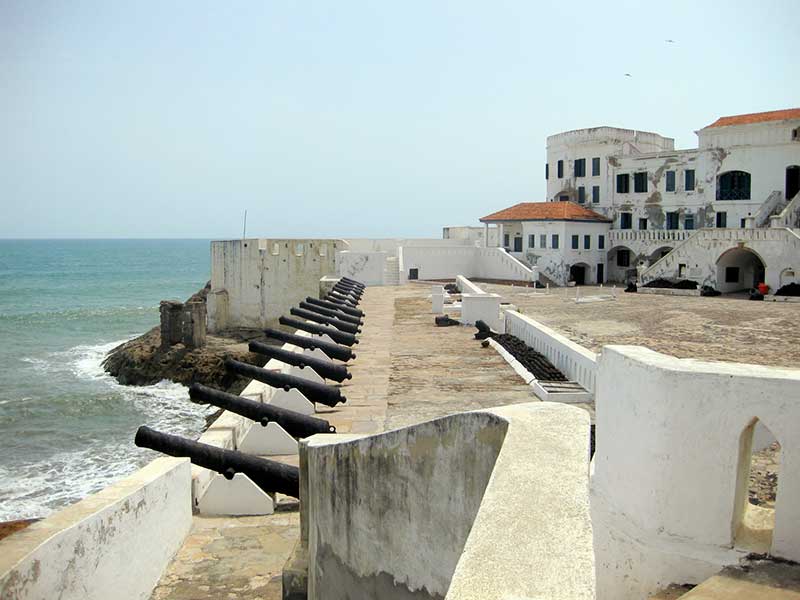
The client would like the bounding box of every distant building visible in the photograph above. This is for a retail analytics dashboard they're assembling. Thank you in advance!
[482,108,800,289]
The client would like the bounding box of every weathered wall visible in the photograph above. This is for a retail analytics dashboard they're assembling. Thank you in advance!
[207,239,339,332]
[343,238,471,253]
[397,246,534,283]
[335,251,388,286]
[520,221,610,285]
[304,403,595,600]
[442,225,498,247]
[0,458,192,600]
[592,346,800,600]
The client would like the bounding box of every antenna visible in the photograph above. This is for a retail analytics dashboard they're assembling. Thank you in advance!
[242,210,248,239]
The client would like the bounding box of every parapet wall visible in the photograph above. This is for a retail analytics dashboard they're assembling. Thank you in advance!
[208,239,340,332]
[398,246,535,283]
[0,458,192,600]
[303,403,595,600]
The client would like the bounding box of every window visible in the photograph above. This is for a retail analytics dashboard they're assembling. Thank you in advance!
[545,163,549,180]
[716,211,727,228]
[504,233,510,247]
[571,235,579,249]
[741,218,747,228]
[584,235,591,250]
[679,264,687,278]
[685,169,695,191]
[666,212,679,230]
[592,157,600,176]
[717,171,751,200]
[540,234,547,248]
[528,234,535,248]
[552,234,559,249]
[409,268,419,280]
[559,195,569,202]
[684,214,694,230]
[620,213,632,230]
[725,266,740,283]
[592,185,600,203]
[617,173,630,193]
[617,249,630,267]
[598,235,605,249]
[557,160,564,178]
[634,172,648,193]
[575,158,586,177]
[578,186,586,204]
[665,170,676,192]
[639,218,648,230]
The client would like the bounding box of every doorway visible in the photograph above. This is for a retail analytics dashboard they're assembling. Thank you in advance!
[597,264,604,284]
[513,236,523,252]
[787,166,800,200]
[570,264,586,285]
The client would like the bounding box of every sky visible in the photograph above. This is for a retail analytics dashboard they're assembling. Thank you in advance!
[1,1,799,239]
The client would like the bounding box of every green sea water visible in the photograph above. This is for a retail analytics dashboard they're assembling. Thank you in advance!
[0,239,215,520]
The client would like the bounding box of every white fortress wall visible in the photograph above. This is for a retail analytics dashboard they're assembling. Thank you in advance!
[397,246,535,283]
[335,251,388,286]
[0,457,192,600]
[207,239,340,332]
[592,345,800,600]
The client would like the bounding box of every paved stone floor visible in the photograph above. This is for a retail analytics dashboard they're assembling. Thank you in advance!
[480,282,800,368]
[150,283,536,599]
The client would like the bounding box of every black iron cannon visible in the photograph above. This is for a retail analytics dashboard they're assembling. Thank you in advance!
[306,297,364,318]
[225,358,347,407]
[289,307,361,335]
[326,291,359,307]
[340,277,365,289]
[298,301,362,326]
[279,316,358,347]
[134,426,300,497]
[248,340,352,382]
[263,327,355,362]
[189,383,336,437]
[333,282,362,297]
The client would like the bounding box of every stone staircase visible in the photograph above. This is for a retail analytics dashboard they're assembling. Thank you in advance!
[383,256,400,286]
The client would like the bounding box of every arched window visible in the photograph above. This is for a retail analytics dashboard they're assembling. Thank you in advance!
[717,171,751,200]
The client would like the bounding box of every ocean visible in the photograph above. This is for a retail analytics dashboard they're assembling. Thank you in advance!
[0,239,216,521]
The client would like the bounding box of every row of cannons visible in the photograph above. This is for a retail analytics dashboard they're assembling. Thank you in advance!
[135,276,365,513]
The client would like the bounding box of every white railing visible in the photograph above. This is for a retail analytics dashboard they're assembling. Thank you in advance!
[456,275,486,295]
[608,229,693,245]
[770,191,800,229]
[746,190,785,228]
[504,310,597,394]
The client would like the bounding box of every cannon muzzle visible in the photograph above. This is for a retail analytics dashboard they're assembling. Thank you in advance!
[249,341,352,382]
[289,307,361,335]
[134,425,300,497]
[299,301,362,326]
[340,277,365,289]
[279,316,358,347]
[306,297,363,318]
[225,358,346,407]
[263,327,355,362]
[333,282,362,298]
[326,291,359,308]
[189,384,336,436]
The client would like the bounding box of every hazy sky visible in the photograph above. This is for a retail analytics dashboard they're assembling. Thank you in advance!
[2,1,799,239]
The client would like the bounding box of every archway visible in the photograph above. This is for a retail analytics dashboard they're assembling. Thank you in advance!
[606,245,635,283]
[647,245,674,266]
[787,165,800,200]
[716,247,765,293]
[717,171,751,200]
[569,263,591,286]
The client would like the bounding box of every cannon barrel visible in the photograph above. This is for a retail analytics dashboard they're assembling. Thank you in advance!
[225,358,346,407]
[248,341,352,382]
[340,277,365,289]
[134,425,300,497]
[326,291,359,307]
[298,301,362,325]
[263,327,355,362]
[189,383,336,436]
[306,297,364,318]
[279,316,358,347]
[289,307,361,335]
[333,282,362,297]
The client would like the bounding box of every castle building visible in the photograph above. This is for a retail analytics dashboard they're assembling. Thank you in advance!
[482,108,800,290]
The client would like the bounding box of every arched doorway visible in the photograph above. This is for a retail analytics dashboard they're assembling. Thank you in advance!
[607,246,635,283]
[716,247,766,293]
[647,246,674,266]
[569,263,590,286]
[787,165,800,201]
[717,171,751,200]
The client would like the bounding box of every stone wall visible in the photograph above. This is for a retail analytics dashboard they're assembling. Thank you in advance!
[160,300,206,348]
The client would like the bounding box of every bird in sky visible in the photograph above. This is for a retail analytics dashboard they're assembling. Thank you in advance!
[665,39,676,43]
[624,73,632,77]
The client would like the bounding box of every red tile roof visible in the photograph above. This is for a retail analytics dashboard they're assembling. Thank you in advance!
[704,108,800,129]
[480,202,611,223]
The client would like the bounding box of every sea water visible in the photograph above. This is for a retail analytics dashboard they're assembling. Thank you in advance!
[0,239,216,521]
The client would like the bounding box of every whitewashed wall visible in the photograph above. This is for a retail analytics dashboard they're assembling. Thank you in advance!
[0,458,192,600]
[397,246,535,283]
[336,251,388,286]
[592,345,800,600]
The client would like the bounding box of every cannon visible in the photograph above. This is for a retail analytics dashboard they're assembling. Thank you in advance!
[135,425,300,497]
[298,301,362,326]
[225,358,347,407]
[306,297,363,319]
[249,340,352,382]
[327,291,359,307]
[289,307,361,335]
[263,327,355,362]
[279,316,358,347]
[340,277,365,289]
[189,383,336,436]
[333,282,362,297]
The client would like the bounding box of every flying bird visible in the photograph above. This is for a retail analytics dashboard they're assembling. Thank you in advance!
[624,73,632,77]
[665,39,676,43]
